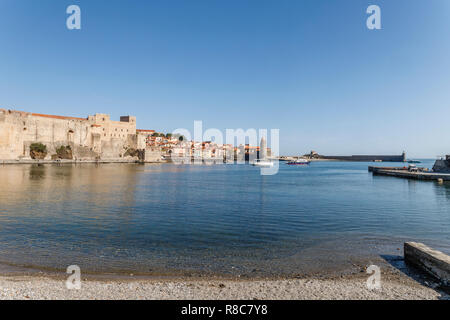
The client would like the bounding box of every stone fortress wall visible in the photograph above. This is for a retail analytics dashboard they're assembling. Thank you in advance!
[0,109,148,161]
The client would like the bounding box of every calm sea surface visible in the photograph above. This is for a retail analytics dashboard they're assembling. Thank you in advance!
[0,161,449,277]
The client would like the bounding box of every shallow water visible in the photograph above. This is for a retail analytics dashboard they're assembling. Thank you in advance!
[0,161,449,277]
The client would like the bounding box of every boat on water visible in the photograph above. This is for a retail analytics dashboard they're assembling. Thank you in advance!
[286,159,310,165]
[252,159,274,167]
[407,160,421,164]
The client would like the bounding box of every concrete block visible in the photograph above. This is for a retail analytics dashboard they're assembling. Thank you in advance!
[404,242,450,284]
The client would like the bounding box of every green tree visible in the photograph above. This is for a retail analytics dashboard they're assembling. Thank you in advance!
[30,143,47,153]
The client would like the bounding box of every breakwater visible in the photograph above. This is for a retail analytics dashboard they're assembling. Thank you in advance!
[301,151,407,162]
[321,153,406,162]
[369,166,450,181]
[369,156,450,181]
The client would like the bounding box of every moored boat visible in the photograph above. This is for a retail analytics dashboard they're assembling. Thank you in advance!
[252,159,274,167]
[286,159,310,165]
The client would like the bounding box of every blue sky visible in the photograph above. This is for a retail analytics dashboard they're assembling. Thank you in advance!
[1,0,449,157]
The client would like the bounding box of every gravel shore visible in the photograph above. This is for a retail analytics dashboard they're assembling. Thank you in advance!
[1,272,448,300]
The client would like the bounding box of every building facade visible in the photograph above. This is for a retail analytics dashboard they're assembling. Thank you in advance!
[0,108,268,163]
[0,109,144,161]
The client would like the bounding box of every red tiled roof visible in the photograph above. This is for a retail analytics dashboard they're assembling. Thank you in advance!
[31,113,87,121]
[137,129,155,133]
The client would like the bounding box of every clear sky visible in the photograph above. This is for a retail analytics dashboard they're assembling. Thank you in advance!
[1,0,449,157]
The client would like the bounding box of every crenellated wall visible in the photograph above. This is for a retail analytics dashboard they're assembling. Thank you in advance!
[0,109,142,161]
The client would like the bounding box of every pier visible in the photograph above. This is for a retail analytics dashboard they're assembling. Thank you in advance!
[369,166,450,181]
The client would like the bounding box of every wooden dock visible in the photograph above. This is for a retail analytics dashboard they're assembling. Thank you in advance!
[369,166,450,181]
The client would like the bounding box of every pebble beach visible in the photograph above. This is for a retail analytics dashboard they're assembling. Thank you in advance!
[1,270,448,300]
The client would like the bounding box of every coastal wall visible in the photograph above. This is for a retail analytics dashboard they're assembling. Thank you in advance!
[322,153,406,162]
[404,242,450,285]
[144,147,164,162]
[0,109,144,161]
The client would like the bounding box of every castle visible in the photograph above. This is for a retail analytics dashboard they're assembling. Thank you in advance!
[0,109,155,161]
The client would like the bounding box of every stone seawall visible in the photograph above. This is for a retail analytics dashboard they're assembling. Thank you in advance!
[322,154,406,162]
[404,242,450,285]
[0,109,148,161]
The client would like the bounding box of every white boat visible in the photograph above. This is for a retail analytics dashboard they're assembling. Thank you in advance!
[252,159,274,167]
[286,158,310,165]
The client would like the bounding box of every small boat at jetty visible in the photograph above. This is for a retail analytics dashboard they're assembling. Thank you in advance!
[252,159,274,167]
[286,159,310,165]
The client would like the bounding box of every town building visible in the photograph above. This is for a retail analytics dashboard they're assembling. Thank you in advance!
[0,108,267,163]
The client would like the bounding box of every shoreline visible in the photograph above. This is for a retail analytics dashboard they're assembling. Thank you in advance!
[1,268,448,300]
[0,259,376,282]
[1,257,449,300]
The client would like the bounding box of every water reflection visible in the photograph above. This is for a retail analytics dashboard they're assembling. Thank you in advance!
[0,164,141,212]
[433,181,450,201]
